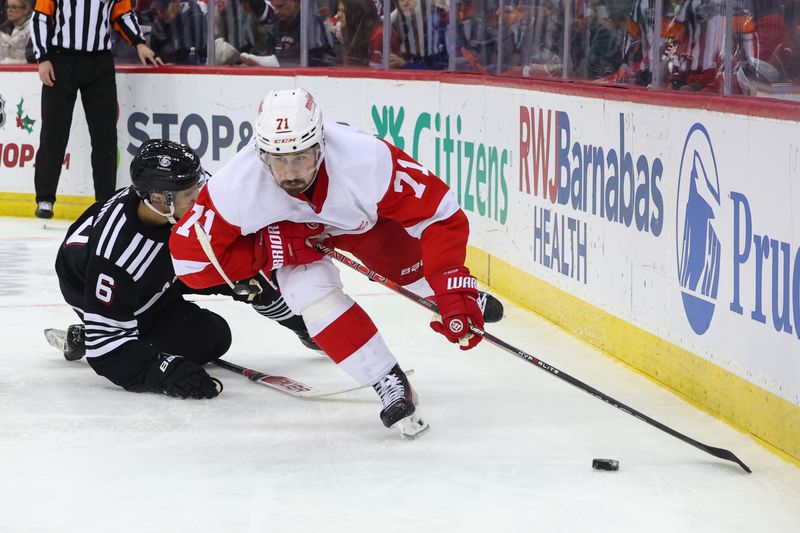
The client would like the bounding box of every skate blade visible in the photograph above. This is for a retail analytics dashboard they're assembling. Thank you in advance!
[398,413,430,440]
[44,328,67,352]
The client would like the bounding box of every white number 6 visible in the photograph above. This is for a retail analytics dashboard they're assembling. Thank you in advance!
[95,274,115,303]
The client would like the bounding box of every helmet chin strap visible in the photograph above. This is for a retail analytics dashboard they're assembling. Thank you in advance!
[143,198,178,225]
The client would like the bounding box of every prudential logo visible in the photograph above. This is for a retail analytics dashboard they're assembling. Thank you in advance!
[676,123,721,335]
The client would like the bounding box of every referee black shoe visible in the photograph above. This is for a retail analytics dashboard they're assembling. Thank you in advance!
[35,201,54,219]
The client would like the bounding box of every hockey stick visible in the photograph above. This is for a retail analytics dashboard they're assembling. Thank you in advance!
[317,243,752,473]
[212,358,413,399]
[193,222,263,299]
[44,327,373,400]
[193,222,236,289]
[190,226,382,399]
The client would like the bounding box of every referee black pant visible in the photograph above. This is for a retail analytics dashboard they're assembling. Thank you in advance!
[34,49,118,205]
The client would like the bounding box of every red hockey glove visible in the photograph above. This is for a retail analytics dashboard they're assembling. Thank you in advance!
[254,221,325,272]
[429,266,484,350]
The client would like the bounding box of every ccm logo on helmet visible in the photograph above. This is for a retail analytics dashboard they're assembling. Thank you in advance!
[275,138,297,144]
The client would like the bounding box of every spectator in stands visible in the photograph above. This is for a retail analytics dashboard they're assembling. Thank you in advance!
[111,1,154,64]
[390,0,449,69]
[213,0,259,64]
[619,0,655,85]
[567,0,591,78]
[515,0,564,77]
[0,0,32,63]
[336,0,403,67]
[728,0,800,94]
[662,0,728,91]
[497,3,528,71]
[748,0,800,78]
[241,0,336,66]
[584,3,623,79]
[149,0,208,64]
[455,0,497,72]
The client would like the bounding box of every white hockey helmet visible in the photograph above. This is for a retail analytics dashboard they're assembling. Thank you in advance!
[254,88,324,159]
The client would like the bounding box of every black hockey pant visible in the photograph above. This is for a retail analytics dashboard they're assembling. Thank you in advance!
[139,298,233,365]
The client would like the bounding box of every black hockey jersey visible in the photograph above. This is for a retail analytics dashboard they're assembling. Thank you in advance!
[56,187,183,385]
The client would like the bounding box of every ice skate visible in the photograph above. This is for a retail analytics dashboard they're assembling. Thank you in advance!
[477,291,504,323]
[295,330,324,353]
[373,364,429,440]
[44,324,86,361]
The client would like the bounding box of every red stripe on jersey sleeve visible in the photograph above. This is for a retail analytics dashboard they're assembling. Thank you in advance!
[312,303,379,364]
[375,140,470,278]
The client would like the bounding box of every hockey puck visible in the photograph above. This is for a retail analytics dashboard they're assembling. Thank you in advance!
[211,377,224,394]
[592,458,619,471]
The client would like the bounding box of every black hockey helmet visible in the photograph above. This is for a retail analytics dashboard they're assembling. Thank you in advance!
[130,139,205,200]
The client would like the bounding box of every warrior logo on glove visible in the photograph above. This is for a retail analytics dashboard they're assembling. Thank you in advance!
[430,267,484,350]
[254,221,325,273]
[446,276,478,291]
[449,319,465,334]
[266,225,286,269]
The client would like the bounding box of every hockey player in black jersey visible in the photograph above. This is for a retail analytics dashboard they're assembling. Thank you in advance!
[49,139,318,399]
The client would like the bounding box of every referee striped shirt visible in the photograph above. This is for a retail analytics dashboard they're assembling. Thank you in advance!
[30,0,145,62]
[673,0,726,72]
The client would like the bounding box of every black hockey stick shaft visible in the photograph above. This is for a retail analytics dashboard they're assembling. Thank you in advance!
[317,244,752,473]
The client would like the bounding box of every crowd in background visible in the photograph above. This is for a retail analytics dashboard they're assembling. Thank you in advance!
[0,0,33,63]
[2,0,800,96]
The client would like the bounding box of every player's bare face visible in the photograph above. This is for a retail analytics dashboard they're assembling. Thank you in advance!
[171,186,201,219]
[268,146,319,195]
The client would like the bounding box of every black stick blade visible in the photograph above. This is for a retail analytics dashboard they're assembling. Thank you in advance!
[706,446,752,473]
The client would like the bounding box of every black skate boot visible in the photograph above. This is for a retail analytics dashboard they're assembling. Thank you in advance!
[295,329,323,353]
[44,325,86,361]
[477,292,504,323]
[373,364,429,440]
[63,324,86,361]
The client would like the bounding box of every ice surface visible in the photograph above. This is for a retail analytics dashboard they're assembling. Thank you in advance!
[0,217,798,533]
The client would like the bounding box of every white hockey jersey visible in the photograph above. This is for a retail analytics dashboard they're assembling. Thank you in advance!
[170,121,468,289]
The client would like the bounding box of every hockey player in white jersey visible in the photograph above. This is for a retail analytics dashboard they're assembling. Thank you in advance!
[169,88,503,438]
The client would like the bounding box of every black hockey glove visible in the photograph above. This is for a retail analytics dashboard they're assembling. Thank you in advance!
[231,277,265,303]
[144,353,221,399]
